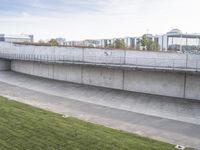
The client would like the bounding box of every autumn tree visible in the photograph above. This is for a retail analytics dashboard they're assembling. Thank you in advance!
[48,39,59,46]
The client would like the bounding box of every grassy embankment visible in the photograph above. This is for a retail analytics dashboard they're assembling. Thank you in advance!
[0,96,191,150]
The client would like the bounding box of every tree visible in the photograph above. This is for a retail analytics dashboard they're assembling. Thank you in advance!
[139,35,160,51]
[140,35,148,50]
[135,43,141,50]
[150,42,160,51]
[114,39,126,49]
[48,39,59,46]
[106,43,114,49]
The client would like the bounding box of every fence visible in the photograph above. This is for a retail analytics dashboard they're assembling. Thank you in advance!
[0,42,200,71]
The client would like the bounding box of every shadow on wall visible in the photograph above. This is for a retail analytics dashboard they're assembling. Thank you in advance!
[0,59,10,71]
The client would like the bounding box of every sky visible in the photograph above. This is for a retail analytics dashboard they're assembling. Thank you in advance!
[0,0,200,41]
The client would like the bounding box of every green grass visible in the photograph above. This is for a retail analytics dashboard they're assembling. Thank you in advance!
[0,96,190,150]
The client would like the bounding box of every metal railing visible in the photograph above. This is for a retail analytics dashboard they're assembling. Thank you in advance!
[0,41,200,71]
[0,52,200,71]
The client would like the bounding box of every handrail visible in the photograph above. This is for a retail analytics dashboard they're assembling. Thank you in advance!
[0,52,199,70]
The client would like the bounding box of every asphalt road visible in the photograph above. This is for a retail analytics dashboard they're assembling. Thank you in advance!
[0,71,200,149]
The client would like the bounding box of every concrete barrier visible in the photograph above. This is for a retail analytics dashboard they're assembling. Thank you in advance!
[0,59,10,71]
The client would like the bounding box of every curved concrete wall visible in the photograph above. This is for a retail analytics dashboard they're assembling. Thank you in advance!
[0,59,10,71]
[124,71,185,98]
[10,60,200,100]
[185,74,200,100]
[11,60,123,90]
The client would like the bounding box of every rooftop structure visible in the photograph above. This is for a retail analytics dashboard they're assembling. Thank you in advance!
[0,34,34,43]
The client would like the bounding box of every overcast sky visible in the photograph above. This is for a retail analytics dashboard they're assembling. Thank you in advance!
[0,0,200,41]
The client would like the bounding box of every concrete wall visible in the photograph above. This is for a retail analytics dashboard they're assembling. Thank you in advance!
[11,61,83,84]
[11,60,123,89]
[185,74,200,100]
[0,59,10,70]
[11,60,200,100]
[82,66,123,89]
[124,71,185,98]
[1,42,200,69]
[53,64,82,83]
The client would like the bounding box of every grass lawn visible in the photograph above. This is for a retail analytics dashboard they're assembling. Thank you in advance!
[0,96,191,150]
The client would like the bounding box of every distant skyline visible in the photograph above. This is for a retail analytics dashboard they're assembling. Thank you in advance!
[0,0,200,41]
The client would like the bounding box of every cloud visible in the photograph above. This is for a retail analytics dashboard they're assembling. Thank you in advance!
[0,0,108,18]
[0,0,200,41]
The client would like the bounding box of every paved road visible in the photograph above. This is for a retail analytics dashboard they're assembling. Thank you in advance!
[0,71,200,149]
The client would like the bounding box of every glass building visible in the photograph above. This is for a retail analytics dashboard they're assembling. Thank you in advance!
[155,29,200,52]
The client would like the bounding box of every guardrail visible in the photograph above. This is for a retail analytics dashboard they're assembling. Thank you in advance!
[0,52,200,71]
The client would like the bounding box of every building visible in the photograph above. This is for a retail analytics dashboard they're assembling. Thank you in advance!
[83,40,101,48]
[0,34,34,43]
[155,29,200,52]
[124,37,142,49]
[100,39,114,48]
[64,29,200,52]
[65,41,86,47]
[56,38,66,46]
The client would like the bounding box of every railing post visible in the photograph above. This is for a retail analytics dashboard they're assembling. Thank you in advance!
[196,59,198,71]
[124,50,126,65]
[186,54,188,69]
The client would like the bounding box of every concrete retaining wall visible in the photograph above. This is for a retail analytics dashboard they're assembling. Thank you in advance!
[11,60,123,89]
[124,71,185,98]
[11,60,200,100]
[82,66,123,89]
[0,59,10,71]
[185,74,200,100]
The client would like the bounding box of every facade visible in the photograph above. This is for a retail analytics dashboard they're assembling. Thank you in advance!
[84,40,101,47]
[100,39,114,48]
[155,29,200,52]
[65,38,140,49]
[65,41,86,47]
[0,34,34,43]
[64,29,200,52]
[56,38,66,46]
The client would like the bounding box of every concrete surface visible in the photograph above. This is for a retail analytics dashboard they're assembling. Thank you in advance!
[11,60,200,100]
[185,74,200,100]
[0,71,200,125]
[0,71,200,149]
[0,59,10,70]
[82,66,123,89]
[124,70,185,98]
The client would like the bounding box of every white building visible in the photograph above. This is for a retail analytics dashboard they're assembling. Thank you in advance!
[124,37,138,48]
[84,40,101,47]
[155,29,200,52]
[0,34,34,43]
[56,38,66,46]
[65,40,86,47]
[99,39,114,48]
[64,29,200,52]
